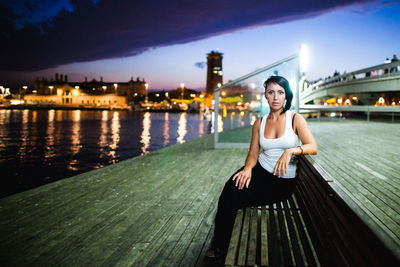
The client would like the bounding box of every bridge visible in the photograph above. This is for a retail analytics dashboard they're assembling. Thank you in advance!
[301,60,400,106]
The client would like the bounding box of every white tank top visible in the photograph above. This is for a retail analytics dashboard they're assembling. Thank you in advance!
[258,110,299,178]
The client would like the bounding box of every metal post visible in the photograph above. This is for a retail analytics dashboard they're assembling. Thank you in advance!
[213,90,219,148]
[367,106,370,122]
[296,55,300,114]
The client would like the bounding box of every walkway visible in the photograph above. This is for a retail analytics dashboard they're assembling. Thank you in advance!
[1,120,399,265]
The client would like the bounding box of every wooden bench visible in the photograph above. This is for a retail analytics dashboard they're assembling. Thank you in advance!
[225,155,400,266]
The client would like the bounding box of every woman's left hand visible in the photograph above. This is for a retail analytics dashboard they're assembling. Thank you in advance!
[273,148,294,178]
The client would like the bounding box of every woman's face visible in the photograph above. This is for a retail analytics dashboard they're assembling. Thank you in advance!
[265,82,286,111]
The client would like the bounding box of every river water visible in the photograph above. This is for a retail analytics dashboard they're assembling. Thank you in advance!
[0,109,212,198]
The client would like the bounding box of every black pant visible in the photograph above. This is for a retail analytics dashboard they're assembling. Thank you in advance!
[212,161,298,253]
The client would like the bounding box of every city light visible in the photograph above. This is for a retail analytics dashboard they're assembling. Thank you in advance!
[114,83,118,95]
[217,83,222,88]
[145,83,149,103]
[75,86,79,89]
[180,83,184,100]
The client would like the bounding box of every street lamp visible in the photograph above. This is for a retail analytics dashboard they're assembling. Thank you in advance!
[48,86,53,95]
[113,83,118,96]
[102,86,107,94]
[180,83,184,100]
[145,83,149,103]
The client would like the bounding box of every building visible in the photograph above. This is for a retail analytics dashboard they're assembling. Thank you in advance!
[206,51,223,96]
[26,74,147,109]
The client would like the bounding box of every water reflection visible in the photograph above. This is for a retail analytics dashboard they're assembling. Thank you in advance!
[141,112,151,154]
[1,110,211,198]
[18,110,29,159]
[45,110,56,164]
[109,111,120,161]
[198,113,204,137]
[98,110,109,167]
[69,110,81,170]
[218,114,223,133]
[0,109,10,125]
[163,112,170,147]
[177,112,187,144]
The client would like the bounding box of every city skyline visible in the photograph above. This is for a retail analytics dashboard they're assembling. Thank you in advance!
[1,0,399,90]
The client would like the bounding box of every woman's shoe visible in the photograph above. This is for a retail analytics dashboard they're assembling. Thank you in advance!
[205,248,223,259]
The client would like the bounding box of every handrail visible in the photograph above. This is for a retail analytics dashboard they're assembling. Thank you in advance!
[300,104,400,113]
[304,61,400,93]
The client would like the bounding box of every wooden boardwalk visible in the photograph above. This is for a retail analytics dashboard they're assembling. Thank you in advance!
[307,119,400,257]
[0,119,399,266]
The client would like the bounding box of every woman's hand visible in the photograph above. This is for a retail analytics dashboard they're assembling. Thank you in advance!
[273,148,294,178]
[232,168,252,190]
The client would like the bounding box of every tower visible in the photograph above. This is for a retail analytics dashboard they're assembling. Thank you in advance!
[206,51,223,96]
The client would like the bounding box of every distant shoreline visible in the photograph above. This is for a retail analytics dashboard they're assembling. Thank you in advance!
[0,104,202,113]
[0,104,129,111]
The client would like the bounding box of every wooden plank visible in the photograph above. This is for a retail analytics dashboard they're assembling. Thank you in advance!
[268,204,281,266]
[246,207,258,266]
[289,195,320,267]
[282,199,304,266]
[225,209,244,266]
[237,207,251,266]
[260,206,269,266]
[276,201,293,266]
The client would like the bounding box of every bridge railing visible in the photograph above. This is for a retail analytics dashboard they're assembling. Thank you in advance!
[303,60,400,94]
[300,104,400,122]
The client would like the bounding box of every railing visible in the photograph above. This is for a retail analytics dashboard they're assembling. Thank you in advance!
[300,104,400,122]
[303,60,400,95]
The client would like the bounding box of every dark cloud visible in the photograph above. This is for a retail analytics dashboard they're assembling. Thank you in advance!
[1,0,377,72]
[195,62,206,69]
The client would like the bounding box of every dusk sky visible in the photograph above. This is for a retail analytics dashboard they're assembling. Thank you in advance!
[1,0,399,90]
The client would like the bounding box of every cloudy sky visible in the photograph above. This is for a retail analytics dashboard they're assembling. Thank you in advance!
[1,0,399,90]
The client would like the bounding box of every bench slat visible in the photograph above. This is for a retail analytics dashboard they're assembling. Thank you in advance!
[225,209,244,266]
[282,199,305,266]
[276,201,293,266]
[260,206,269,266]
[247,208,258,265]
[288,195,320,267]
[237,207,251,265]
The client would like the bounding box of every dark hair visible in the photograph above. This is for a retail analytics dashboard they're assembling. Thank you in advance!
[263,75,293,114]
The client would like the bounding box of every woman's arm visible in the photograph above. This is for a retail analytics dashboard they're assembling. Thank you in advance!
[293,114,317,155]
[273,114,317,177]
[233,118,261,189]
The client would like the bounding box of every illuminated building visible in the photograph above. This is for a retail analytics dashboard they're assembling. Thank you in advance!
[26,74,147,109]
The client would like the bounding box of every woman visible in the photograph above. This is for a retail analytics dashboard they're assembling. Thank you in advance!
[206,75,317,259]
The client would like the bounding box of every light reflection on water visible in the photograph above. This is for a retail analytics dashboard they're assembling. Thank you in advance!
[177,112,187,144]
[163,112,170,147]
[141,112,151,155]
[0,110,211,198]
